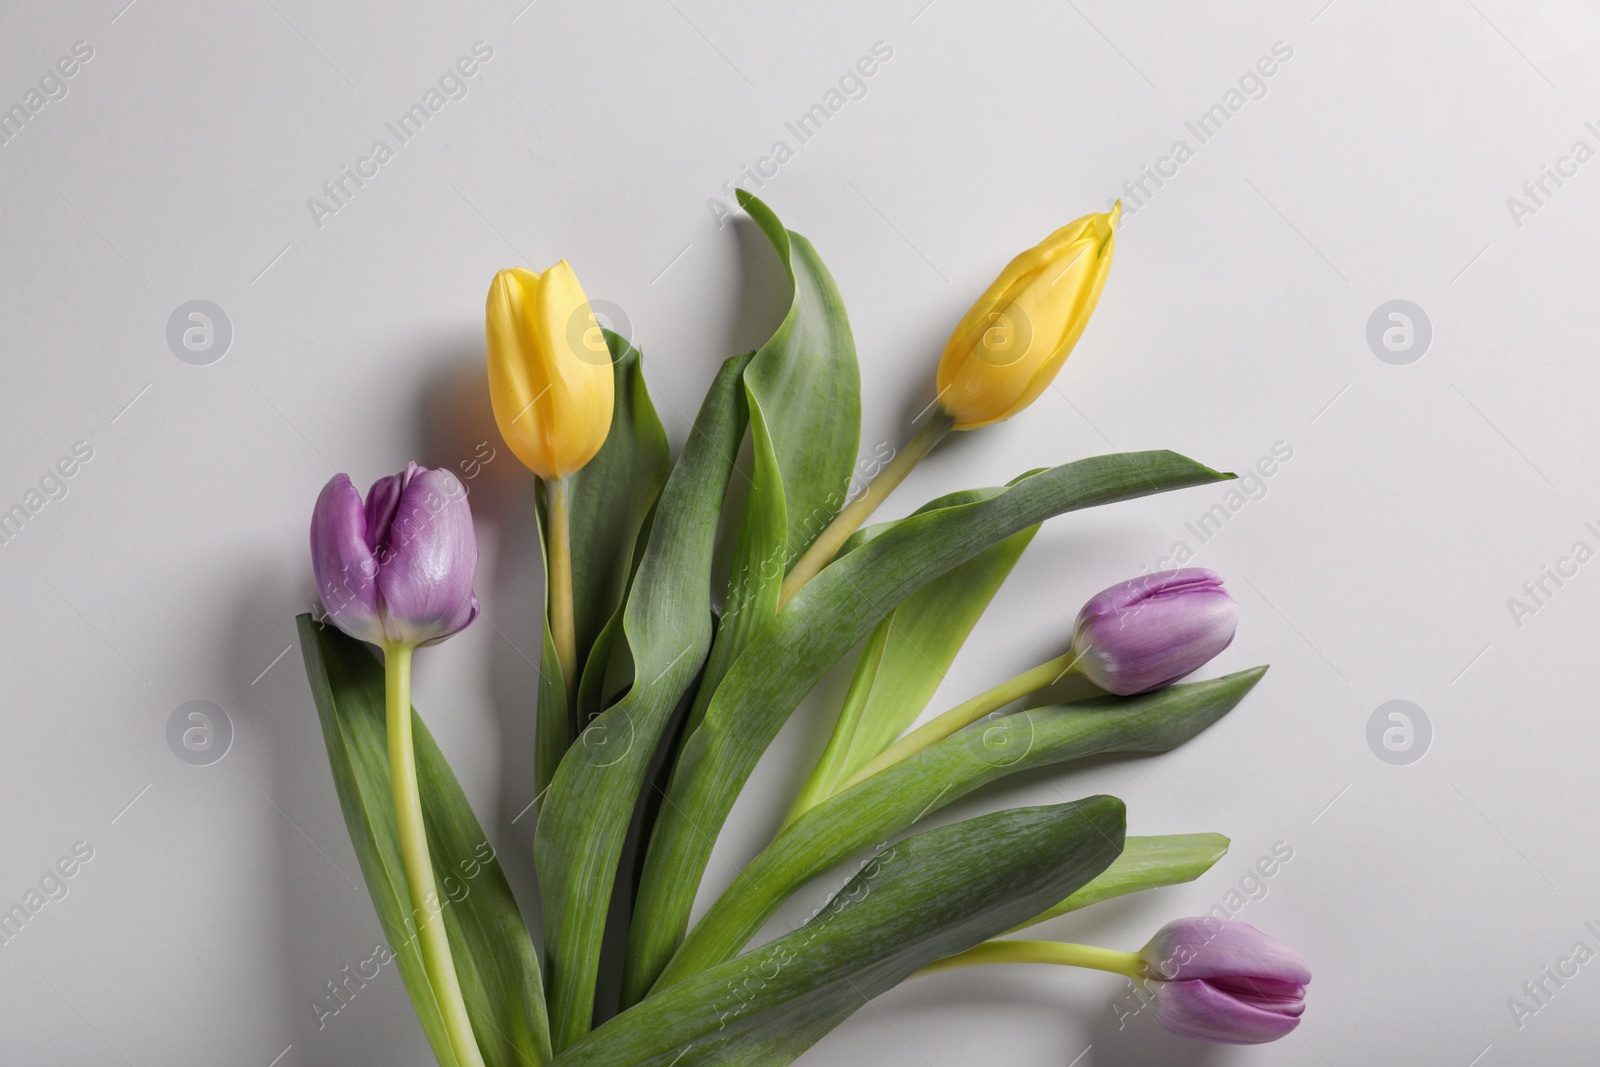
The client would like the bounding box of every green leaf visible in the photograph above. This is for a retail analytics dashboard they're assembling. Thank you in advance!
[535,335,670,794]
[536,353,754,1052]
[679,194,861,732]
[618,195,860,1009]
[298,615,550,1067]
[626,450,1234,998]
[1009,833,1230,932]
[554,797,1126,1067]
[656,668,1264,989]
[569,333,671,673]
[735,190,861,566]
[785,524,1036,823]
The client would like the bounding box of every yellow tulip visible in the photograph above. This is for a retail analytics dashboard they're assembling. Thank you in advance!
[936,204,1120,429]
[486,262,615,479]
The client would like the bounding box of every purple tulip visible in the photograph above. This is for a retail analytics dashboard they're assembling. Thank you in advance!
[1071,568,1237,695]
[310,462,479,648]
[1139,918,1310,1044]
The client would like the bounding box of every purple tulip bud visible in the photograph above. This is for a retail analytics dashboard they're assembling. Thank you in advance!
[310,463,480,648]
[1139,918,1310,1044]
[1071,568,1237,695]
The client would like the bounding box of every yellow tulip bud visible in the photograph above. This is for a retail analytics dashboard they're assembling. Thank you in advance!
[935,204,1120,429]
[486,262,615,479]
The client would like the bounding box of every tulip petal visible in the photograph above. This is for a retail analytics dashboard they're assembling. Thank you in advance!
[1073,569,1238,694]
[363,462,416,552]
[936,208,1117,429]
[533,261,614,475]
[485,263,615,478]
[1143,916,1312,985]
[1151,977,1304,1044]
[487,267,557,477]
[309,474,386,645]
[373,467,480,646]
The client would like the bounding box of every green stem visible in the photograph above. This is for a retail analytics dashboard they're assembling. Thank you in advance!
[386,643,486,1067]
[546,475,578,714]
[913,939,1146,980]
[838,650,1081,791]
[778,409,954,607]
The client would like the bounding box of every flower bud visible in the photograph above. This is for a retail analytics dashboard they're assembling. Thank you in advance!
[486,262,614,479]
[1139,918,1310,1044]
[310,463,479,648]
[935,205,1118,429]
[1071,568,1237,695]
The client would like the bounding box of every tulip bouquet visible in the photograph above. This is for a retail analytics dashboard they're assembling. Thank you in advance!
[296,192,1308,1066]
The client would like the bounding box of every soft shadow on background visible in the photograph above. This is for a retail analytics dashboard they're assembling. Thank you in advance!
[227,569,429,1063]
[412,335,546,935]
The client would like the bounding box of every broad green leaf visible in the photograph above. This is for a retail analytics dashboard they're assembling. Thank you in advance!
[736,190,860,566]
[568,333,670,671]
[679,193,860,735]
[785,524,1036,823]
[299,616,550,1067]
[536,353,753,1052]
[626,450,1234,998]
[534,335,670,794]
[555,797,1126,1067]
[657,668,1263,989]
[619,196,860,1008]
[1009,832,1230,932]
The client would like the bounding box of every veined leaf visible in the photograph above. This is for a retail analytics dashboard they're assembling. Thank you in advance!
[534,335,670,794]
[299,616,550,1067]
[737,190,861,568]
[620,194,859,1007]
[536,353,753,1052]
[1009,832,1230,932]
[657,668,1263,989]
[785,524,1036,824]
[568,333,671,674]
[555,797,1125,1067]
[625,450,1234,998]
[677,194,860,734]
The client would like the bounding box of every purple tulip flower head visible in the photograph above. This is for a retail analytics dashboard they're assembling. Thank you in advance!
[310,463,480,649]
[1071,568,1237,695]
[1139,918,1310,1044]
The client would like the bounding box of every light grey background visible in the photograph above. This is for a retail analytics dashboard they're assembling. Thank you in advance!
[1,0,1594,1063]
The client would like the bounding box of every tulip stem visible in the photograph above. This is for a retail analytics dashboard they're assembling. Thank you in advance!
[779,409,954,608]
[834,651,1082,794]
[384,643,486,1067]
[914,939,1146,981]
[546,476,578,713]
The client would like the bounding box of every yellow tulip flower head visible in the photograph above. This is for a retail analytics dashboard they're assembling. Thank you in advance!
[936,204,1119,429]
[486,262,615,479]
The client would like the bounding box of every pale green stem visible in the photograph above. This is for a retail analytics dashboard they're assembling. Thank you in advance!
[778,409,954,608]
[913,939,1146,981]
[546,475,578,713]
[837,650,1081,793]
[386,643,486,1067]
